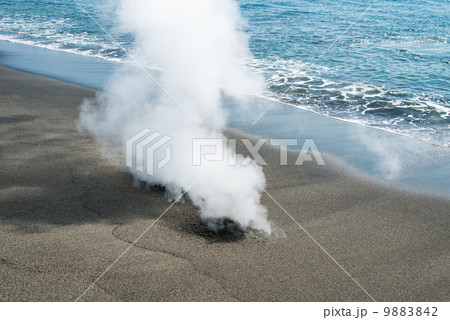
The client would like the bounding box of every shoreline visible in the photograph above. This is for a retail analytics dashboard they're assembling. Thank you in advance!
[0,38,447,145]
[1,40,450,197]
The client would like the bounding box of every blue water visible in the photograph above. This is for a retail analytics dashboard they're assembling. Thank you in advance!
[1,0,449,147]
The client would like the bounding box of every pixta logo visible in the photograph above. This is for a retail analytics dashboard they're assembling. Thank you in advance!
[192,138,324,166]
[126,128,172,176]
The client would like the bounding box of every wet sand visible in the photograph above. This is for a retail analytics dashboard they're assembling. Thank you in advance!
[0,65,449,301]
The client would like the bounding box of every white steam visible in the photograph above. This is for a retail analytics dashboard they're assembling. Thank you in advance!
[78,0,271,234]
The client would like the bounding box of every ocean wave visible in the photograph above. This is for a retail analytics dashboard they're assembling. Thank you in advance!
[0,16,127,62]
[248,57,450,148]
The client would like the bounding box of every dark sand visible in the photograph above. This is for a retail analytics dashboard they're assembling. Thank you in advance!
[0,65,449,301]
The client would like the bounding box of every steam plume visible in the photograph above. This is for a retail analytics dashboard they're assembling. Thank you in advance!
[78,0,271,234]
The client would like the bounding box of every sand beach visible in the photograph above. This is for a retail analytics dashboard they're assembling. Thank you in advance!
[1,65,449,301]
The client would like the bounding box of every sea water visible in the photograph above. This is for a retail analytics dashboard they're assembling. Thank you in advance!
[0,0,448,147]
